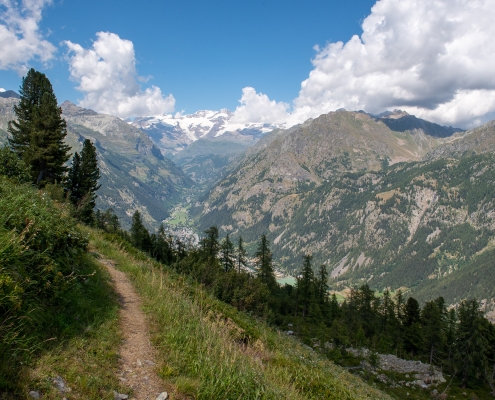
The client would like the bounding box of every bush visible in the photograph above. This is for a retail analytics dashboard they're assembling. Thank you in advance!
[0,145,31,184]
[0,177,88,355]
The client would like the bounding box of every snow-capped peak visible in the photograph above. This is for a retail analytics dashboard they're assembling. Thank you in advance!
[130,108,284,156]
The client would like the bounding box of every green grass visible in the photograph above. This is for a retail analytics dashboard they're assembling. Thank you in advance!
[91,231,390,399]
[0,177,125,398]
[0,251,125,399]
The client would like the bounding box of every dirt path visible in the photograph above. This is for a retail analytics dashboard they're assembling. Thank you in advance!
[100,258,166,400]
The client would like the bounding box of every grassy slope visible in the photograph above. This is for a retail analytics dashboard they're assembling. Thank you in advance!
[90,230,390,400]
[1,250,125,399]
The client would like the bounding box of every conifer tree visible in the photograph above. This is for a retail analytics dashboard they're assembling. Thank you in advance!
[454,299,490,387]
[403,297,423,357]
[153,223,173,264]
[296,255,315,318]
[421,300,445,365]
[315,264,329,306]
[130,210,152,252]
[236,236,248,273]
[8,68,70,186]
[254,234,277,293]
[220,234,235,272]
[201,226,220,260]
[66,139,100,223]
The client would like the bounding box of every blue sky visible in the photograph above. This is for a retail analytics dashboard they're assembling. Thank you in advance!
[0,0,375,111]
[1,0,495,128]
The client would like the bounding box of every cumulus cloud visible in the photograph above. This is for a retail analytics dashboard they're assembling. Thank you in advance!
[64,32,175,118]
[287,0,495,128]
[0,0,56,74]
[231,87,289,124]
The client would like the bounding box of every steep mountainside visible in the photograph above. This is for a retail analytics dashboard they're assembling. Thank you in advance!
[193,110,495,309]
[426,120,495,159]
[131,110,283,186]
[0,98,192,227]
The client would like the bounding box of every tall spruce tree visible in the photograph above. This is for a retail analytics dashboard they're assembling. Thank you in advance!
[66,139,100,223]
[454,299,490,387]
[254,234,277,292]
[130,210,152,252]
[296,255,315,318]
[421,300,446,365]
[8,68,70,186]
[220,234,235,272]
[236,236,248,274]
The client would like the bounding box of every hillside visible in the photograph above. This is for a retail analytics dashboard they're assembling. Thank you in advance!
[192,110,495,310]
[0,98,193,227]
[0,176,390,398]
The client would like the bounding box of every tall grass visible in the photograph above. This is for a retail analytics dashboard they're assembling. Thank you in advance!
[92,231,390,399]
[0,178,123,398]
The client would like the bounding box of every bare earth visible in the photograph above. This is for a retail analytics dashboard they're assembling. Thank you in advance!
[100,258,165,400]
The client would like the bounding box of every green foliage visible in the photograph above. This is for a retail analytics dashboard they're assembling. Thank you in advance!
[220,234,235,272]
[66,139,101,224]
[0,178,122,394]
[8,68,70,186]
[0,145,31,183]
[130,210,152,252]
[254,234,277,293]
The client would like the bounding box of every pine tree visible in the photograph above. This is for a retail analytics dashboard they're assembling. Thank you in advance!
[315,264,329,305]
[201,226,220,261]
[8,68,70,186]
[78,139,100,219]
[67,151,83,204]
[220,234,235,272]
[254,234,277,293]
[403,297,423,357]
[296,254,315,318]
[236,236,248,273]
[130,210,151,252]
[66,139,100,223]
[421,300,445,365]
[153,223,173,264]
[454,299,490,387]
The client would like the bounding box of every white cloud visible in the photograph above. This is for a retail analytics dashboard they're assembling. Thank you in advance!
[231,87,289,124]
[0,88,5,92]
[287,0,495,128]
[0,0,56,74]
[64,32,175,118]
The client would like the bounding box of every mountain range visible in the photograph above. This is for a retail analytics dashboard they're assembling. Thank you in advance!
[2,89,495,316]
[0,96,192,227]
[191,109,495,316]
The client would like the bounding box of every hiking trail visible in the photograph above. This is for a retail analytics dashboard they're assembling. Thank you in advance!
[100,257,167,400]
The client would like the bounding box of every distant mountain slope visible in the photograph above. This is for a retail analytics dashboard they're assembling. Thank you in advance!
[0,98,192,227]
[192,110,495,309]
[426,119,495,159]
[0,90,20,99]
[376,110,464,138]
[193,109,448,233]
[131,109,281,157]
[60,101,193,227]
